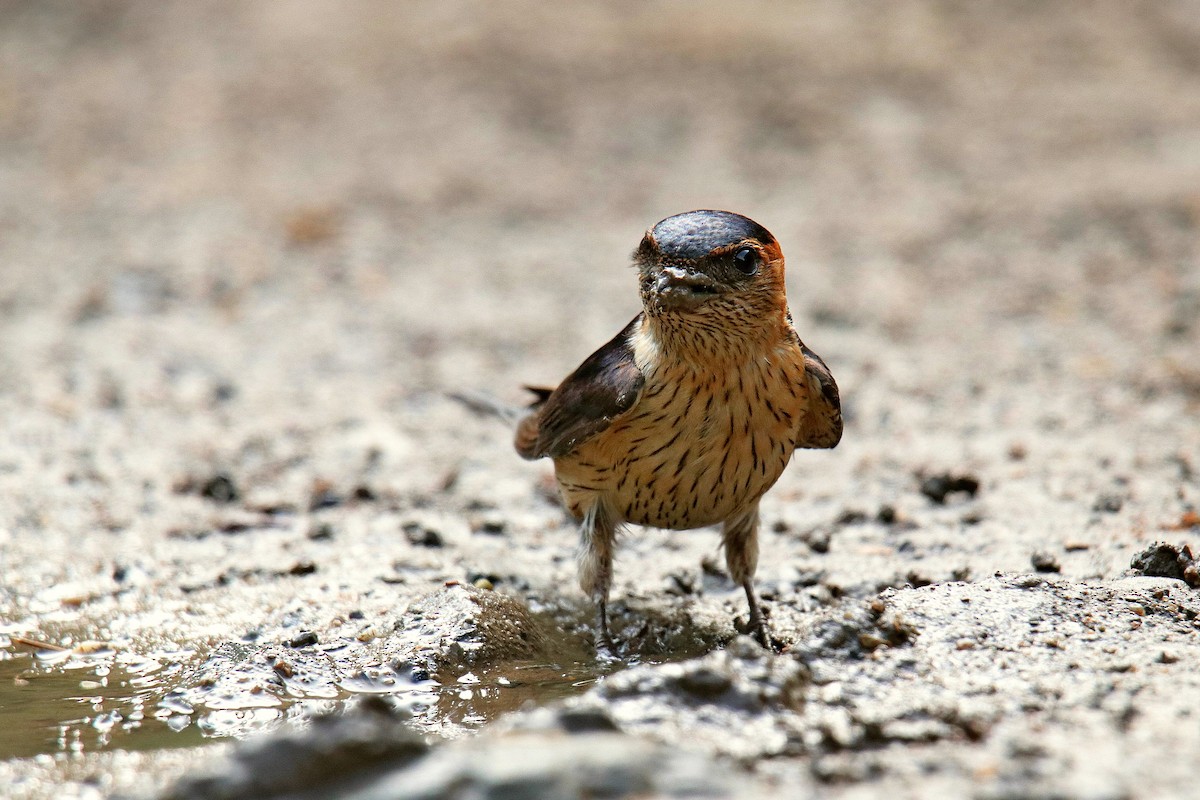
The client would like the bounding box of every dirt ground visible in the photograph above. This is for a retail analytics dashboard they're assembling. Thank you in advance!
[1,2,1199,798]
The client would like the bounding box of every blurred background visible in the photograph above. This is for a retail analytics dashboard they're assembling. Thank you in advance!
[4,1,1198,388]
[2,0,1198,565]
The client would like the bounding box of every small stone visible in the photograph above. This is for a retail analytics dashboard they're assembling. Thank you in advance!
[307,523,335,541]
[666,572,697,596]
[285,205,341,247]
[470,513,507,535]
[836,509,868,525]
[404,522,443,548]
[556,707,620,733]
[675,666,734,698]
[1129,542,1198,585]
[906,571,932,588]
[212,381,237,404]
[200,474,239,504]
[919,473,980,504]
[858,633,890,650]
[308,479,342,510]
[1093,494,1123,513]
[1031,552,1061,573]
[287,631,319,649]
[468,573,500,589]
[1164,510,1200,530]
[807,529,832,554]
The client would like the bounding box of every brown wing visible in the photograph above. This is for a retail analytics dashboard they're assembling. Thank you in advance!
[795,340,843,449]
[515,316,645,460]
[513,387,553,457]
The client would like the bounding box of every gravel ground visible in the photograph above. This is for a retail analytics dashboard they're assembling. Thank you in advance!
[1,2,1199,798]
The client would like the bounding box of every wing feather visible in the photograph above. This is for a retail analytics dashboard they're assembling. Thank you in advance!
[515,316,645,460]
[795,340,842,449]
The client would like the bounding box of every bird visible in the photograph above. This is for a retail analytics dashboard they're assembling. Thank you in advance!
[515,210,842,652]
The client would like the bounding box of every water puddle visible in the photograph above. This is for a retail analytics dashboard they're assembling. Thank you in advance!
[412,660,610,738]
[0,632,624,758]
[0,605,719,759]
[0,635,206,759]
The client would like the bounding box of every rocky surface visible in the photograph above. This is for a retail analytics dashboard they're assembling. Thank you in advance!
[2,2,1199,799]
[160,698,753,800]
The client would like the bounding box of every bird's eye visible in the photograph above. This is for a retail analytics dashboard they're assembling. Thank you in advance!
[732,247,758,275]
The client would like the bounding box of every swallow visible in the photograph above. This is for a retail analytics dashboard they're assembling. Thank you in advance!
[516,210,842,651]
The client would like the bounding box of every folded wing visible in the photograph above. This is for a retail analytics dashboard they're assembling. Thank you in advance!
[795,341,843,449]
[515,316,646,460]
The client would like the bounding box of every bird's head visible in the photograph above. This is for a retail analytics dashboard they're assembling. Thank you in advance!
[634,210,787,325]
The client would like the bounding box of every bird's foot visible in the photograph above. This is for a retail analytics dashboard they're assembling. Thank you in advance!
[751,617,771,650]
[595,600,621,660]
[736,584,783,653]
[734,613,773,649]
[595,629,620,659]
[595,638,623,663]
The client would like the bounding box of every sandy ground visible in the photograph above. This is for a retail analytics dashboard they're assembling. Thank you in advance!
[1,1,1199,798]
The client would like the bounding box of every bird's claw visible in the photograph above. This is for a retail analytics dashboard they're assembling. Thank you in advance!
[735,613,779,652]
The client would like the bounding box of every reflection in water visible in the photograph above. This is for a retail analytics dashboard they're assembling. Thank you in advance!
[0,634,205,758]
[0,634,612,758]
[417,661,606,739]
[0,610,716,758]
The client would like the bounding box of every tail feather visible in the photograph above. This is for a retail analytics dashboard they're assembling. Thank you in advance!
[522,385,555,405]
[448,387,558,461]
[446,391,522,425]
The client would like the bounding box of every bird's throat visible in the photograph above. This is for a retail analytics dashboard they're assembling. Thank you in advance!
[636,306,790,369]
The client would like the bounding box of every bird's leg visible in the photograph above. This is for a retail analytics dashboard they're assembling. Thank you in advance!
[578,499,618,655]
[741,578,769,648]
[722,503,771,648]
[596,595,615,654]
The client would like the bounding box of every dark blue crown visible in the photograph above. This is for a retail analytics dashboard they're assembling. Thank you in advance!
[650,210,774,259]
